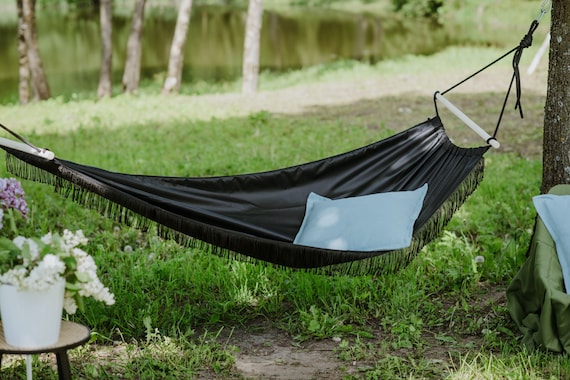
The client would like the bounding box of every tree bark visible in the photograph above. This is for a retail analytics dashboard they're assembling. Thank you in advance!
[122,0,146,94]
[97,0,113,99]
[21,0,50,100]
[162,0,193,95]
[16,0,30,105]
[542,0,570,193]
[241,0,263,95]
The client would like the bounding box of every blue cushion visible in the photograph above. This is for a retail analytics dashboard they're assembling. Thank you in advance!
[533,194,570,293]
[293,184,428,251]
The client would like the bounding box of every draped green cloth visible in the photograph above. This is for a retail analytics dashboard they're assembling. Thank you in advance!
[507,184,570,353]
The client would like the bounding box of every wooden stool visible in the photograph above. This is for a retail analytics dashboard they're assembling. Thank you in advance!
[0,321,90,380]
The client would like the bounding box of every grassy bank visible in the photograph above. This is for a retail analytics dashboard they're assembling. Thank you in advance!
[0,0,561,376]
[0,35,565,378]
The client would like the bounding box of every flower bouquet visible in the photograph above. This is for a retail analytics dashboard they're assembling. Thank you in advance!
[0,178,115,348]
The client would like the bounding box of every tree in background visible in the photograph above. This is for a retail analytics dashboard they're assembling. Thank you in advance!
[391,0,443,18]
[542,0,570,192]
[122,0,146,94]
[162,0,193,95]
[97,0,113,98]
[241,0,263,95]
[16,0,30,104]
[19,0,50,101]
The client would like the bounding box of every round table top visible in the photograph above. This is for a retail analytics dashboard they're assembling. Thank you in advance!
[0,321,90,354]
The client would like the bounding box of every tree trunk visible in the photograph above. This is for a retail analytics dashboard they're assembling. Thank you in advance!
[97,0,113,99]
[22,0,50,100]
[241,0,263,95]
[542,0,570,193]
[16,0,30,105]
[122,0,146,94]
[162,0,193,95]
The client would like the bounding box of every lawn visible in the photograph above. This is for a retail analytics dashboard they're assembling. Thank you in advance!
[0,1,566,378]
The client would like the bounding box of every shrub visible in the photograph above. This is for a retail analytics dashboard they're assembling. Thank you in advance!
[392,0,444,18]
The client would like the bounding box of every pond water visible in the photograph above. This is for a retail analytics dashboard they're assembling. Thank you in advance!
[0,5,454,102]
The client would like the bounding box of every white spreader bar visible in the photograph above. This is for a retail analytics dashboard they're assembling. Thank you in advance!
[0,136,55,160]
[435,92,500,149]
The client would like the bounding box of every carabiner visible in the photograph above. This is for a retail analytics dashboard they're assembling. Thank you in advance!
[536,0,552,23]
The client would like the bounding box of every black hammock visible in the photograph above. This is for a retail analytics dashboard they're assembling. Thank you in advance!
[0,116,489,275]
[0,15,542,274]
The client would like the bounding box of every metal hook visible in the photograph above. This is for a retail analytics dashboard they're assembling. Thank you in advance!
[536,0,552,23]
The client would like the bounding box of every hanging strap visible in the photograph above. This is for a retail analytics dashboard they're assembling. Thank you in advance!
[0,122,55,160]
[435,1,549,144]
[512,20,540,119]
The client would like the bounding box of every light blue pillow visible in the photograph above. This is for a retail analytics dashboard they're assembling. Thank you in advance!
[293,184,428,251]
[533,194,570,293]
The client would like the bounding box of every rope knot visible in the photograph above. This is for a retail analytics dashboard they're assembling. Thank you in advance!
[519,20,539,49]
[519,33,533,49]
[511,20,539,119]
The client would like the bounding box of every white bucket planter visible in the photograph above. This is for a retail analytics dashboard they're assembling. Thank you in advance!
[0,278,65,349]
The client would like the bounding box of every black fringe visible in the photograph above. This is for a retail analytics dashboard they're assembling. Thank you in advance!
[5,152,485,277]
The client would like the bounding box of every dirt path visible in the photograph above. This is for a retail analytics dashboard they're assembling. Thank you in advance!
[227,64,547,116]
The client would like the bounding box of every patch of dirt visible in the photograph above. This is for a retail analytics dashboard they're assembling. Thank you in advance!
[195,323,366,379]
[229,326,350,379]
[192,64,547,379]
[196,282,511,379]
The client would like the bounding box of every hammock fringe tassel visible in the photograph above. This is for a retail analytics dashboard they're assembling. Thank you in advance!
[5,152,485,276]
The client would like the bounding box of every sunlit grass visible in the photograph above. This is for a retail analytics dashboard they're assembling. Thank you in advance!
[0,4,562,377]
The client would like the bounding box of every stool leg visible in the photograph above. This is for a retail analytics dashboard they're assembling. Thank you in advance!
[26,355,33,380]
[55,351,72,380]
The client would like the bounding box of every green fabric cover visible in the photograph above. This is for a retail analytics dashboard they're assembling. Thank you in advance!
[507,184,570,353]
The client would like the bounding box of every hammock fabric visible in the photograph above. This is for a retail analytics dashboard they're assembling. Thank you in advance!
[1,116,489,274]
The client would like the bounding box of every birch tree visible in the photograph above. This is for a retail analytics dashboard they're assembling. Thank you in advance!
[162,0,193,95]
[542,0,570,192]
[122,0,146,94]
[241,0,263,95]
[97,0,113,98]
[16,0,30,104]
[21,0,50,100]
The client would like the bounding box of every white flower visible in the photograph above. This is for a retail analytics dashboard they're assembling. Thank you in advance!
[63,293,78,315]
[61,229,88,251]
[42,254,65,271]
[13,235,27,248]
[0,230,115,315]
[0,267,27,287]
[474,255,485,264]
[79,279,115,305]
[40,232,53,245]
[23,254,65,290]
[13,236,40,260]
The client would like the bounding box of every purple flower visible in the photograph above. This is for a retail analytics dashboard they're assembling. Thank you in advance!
[0,178,29,220]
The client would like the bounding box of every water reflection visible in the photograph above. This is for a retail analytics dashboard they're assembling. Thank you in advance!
[0,6,451,102]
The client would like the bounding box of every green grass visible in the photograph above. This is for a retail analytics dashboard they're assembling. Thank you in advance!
[0,3,563,378]
[0,96,556,378]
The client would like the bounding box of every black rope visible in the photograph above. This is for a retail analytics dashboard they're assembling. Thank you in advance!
[492,74,515,139]
[440,47,518,96]
[0,122,43,153]
[439,19,541,141]
[492,19,539,138]
[513,20,540,118]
